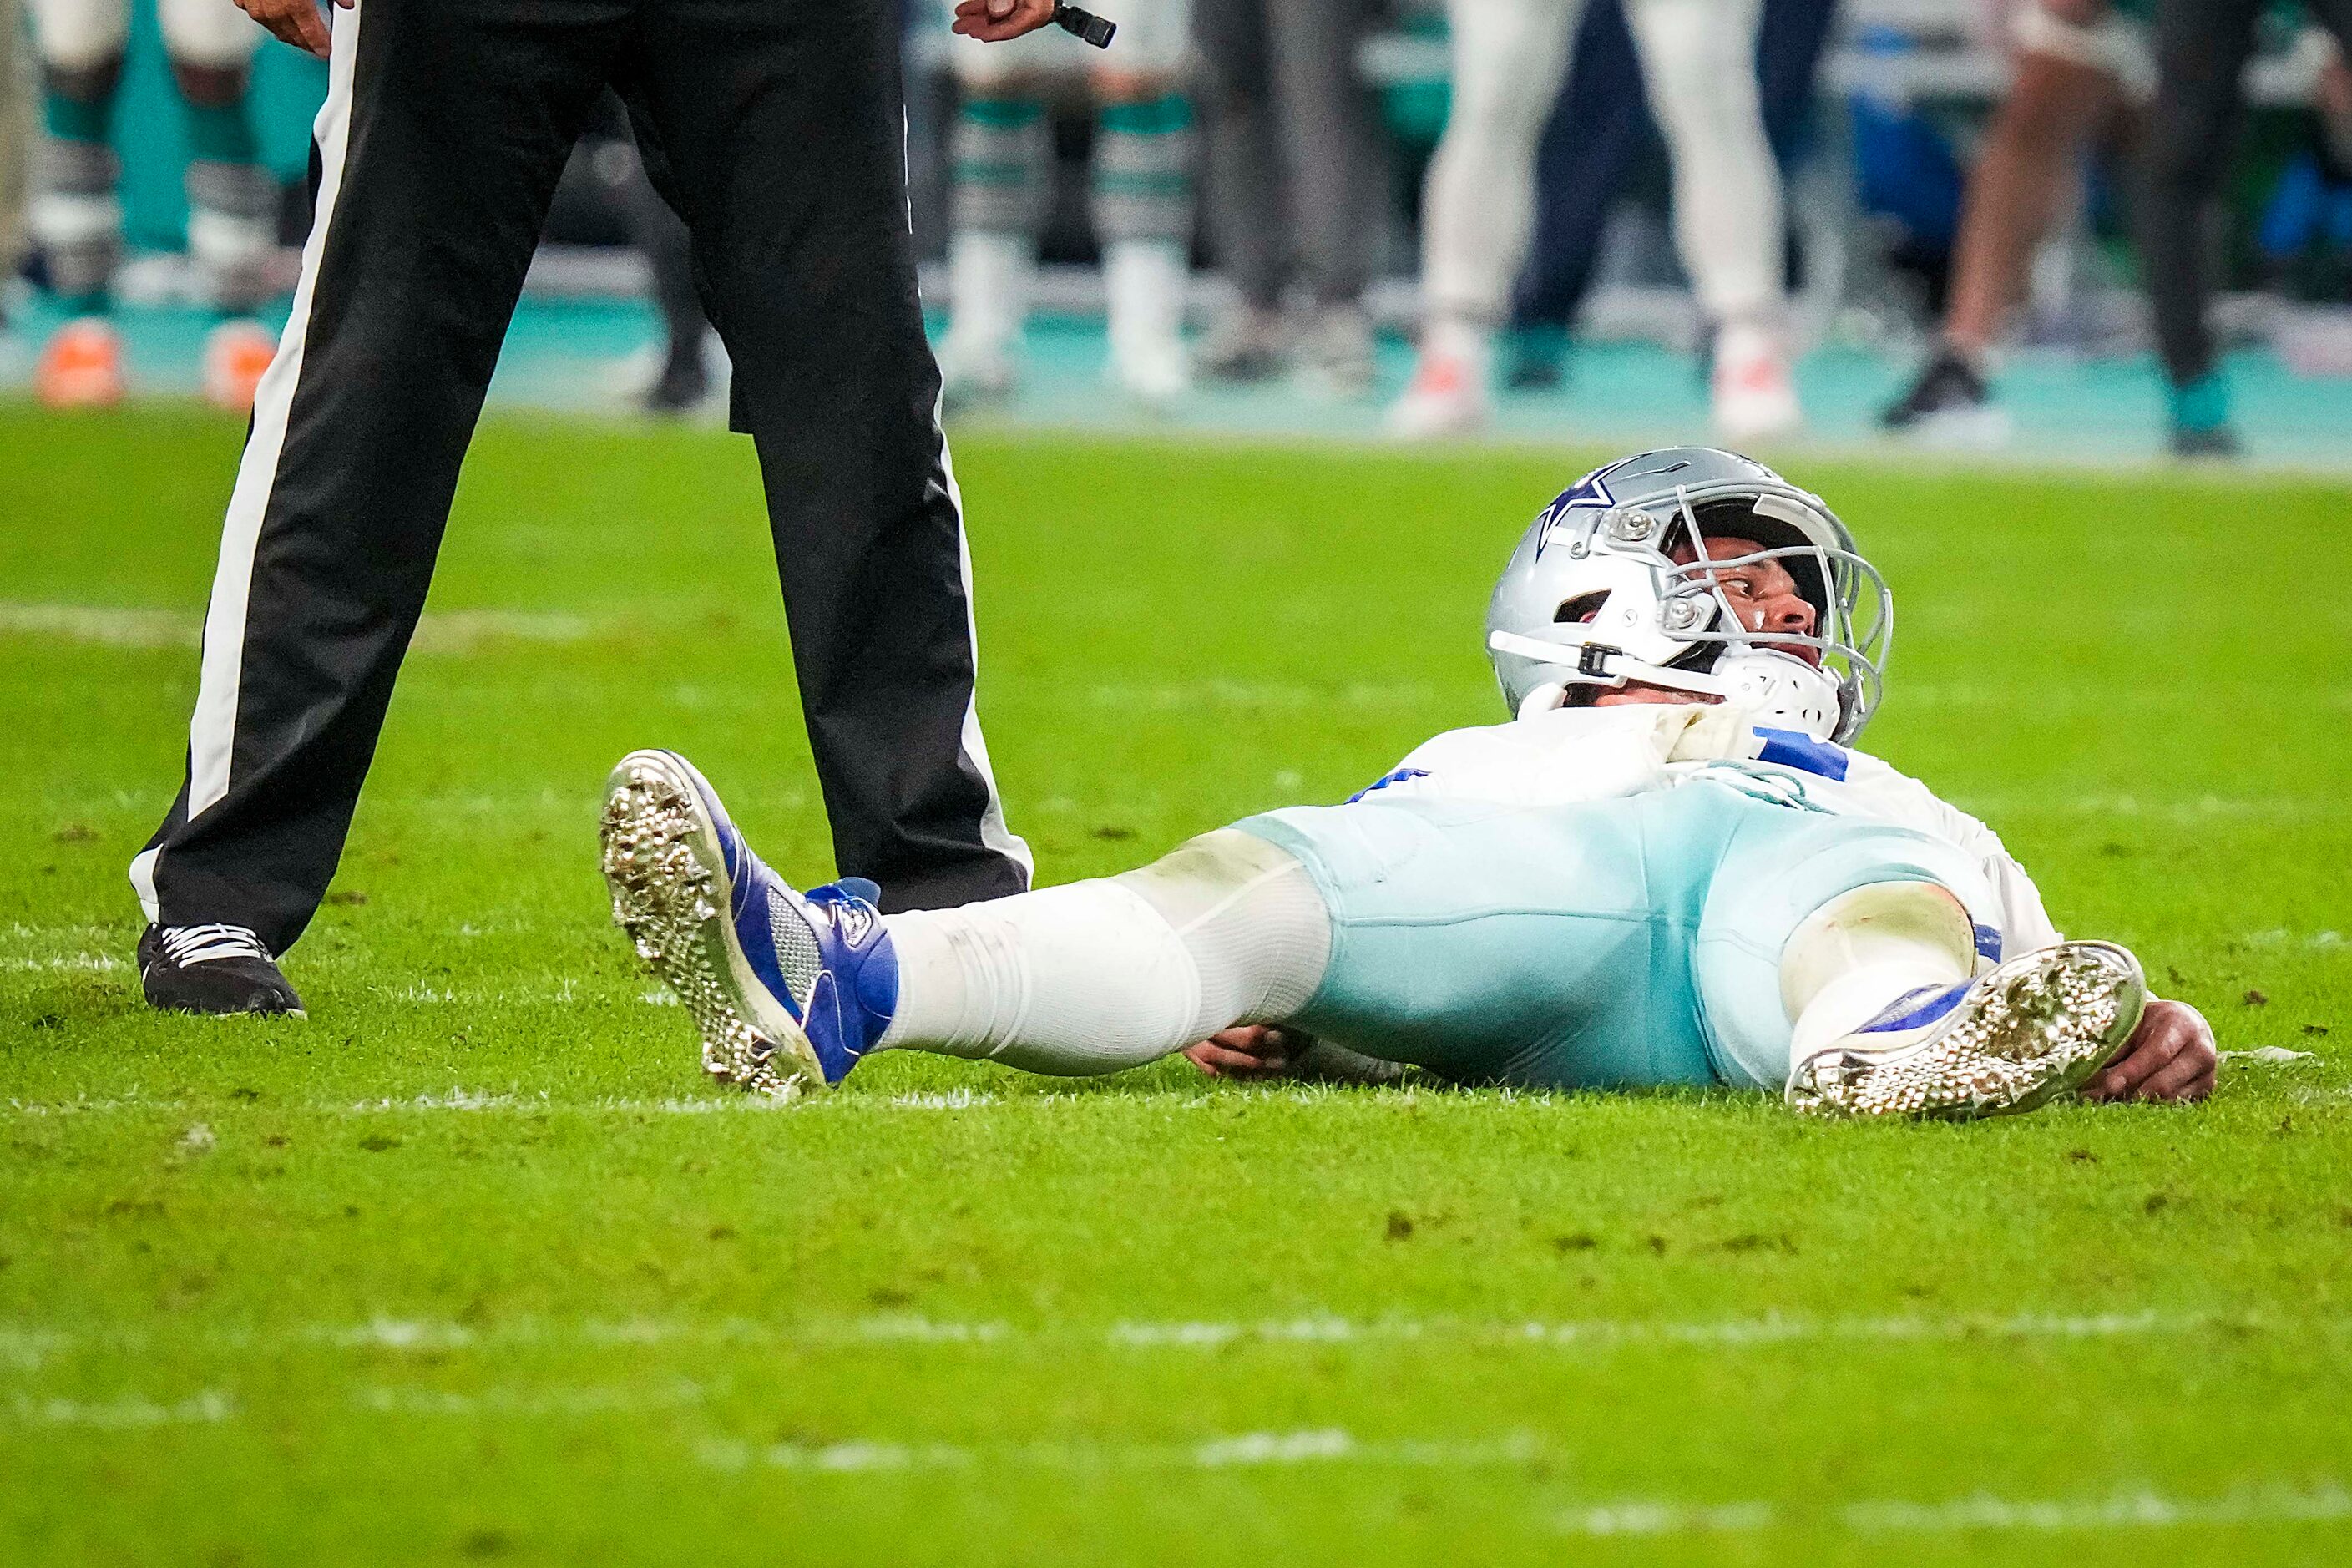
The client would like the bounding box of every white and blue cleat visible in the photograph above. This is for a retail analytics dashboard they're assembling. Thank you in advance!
[1787,940,2147,1120]
[599,750,898,1100]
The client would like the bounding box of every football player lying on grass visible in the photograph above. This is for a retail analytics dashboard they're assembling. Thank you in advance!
[598,448,2217,1120]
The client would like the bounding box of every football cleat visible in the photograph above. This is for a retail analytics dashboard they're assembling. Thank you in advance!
[937,334,1018,414]
[1710,326,1803,445]
[599,750,897,1100]
[1879,347,2011,448]
[1296,304,1378,401]
[1787,941,2146,1120]
[1195,301,1288,384]
[1386,352,1490,439]
[2170,422,2241,461]
[200,320,277,413]
[1109,329,1190,409]
[36,317,126,408]
[138,923,306,1017]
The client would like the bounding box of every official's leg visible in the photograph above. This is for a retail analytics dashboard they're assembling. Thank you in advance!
[625,0,1032,913]
[133,0,625,956]
[2137,0,2260,448]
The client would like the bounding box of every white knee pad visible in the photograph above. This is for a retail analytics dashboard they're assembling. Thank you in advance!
[1113,829,1330,1034]
[28,0,130,73]
[159,0,260,68]
[1782,880,1981,1065]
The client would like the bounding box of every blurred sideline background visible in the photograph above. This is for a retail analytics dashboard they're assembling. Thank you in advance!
[5,0,2352,465]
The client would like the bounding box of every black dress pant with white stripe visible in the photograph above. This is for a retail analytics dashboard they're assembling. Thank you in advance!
[133,0,1032,955]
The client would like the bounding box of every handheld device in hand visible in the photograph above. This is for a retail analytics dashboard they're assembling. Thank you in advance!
[1053,3,1116,47]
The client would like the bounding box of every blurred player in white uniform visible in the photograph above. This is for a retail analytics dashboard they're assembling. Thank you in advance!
[1880,0,2154,443]
[1391,0,1802,443]
[596,448,2218,1119]
[933,0,1196,408]
[27,0,278,408]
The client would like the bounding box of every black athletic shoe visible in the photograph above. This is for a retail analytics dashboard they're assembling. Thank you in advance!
[1880,348,2006,443]
[641,352,710,416]
[2170,422,2242,460]
[137,923,306,1017]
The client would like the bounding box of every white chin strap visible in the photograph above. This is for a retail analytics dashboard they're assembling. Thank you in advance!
[1490,631,1843,741]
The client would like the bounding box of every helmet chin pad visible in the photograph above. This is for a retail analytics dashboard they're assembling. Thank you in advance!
[1698,649,1845,741]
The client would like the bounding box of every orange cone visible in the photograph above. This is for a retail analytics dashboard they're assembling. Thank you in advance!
[35,318,127,408]
[202,320,279,414]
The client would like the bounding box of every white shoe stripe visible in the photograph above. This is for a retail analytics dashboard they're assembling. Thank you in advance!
[183,0,362,824]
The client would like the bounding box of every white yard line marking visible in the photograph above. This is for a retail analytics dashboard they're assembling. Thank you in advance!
[2,1308,2324,1372]
[1085,681,1440,711]
[3,1089,1015,1118]
[357,1378,711,1416]
[702,1434,2352,1534]
[5,1391,234,1429]
[697,1429,1544,1474]
[0,602,597,653]
[0,953,124,974]
[1556,1483,2352,1536]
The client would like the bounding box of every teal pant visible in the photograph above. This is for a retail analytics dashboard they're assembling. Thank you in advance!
[1235,780,1994,1092]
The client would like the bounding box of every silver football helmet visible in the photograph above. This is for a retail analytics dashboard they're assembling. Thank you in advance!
[1485,448,1892,743]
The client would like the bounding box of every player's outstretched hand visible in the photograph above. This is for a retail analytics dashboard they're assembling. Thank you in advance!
[236,0,343,58]
[2082,998,2217,1105]
[952,0,1059,42]
[1185,1025,1298,1080]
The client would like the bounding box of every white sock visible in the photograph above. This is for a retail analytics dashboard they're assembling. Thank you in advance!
[1780,881,1980,1070]
[1105,238,1187,368]
[945,229,1030,361]
[878,832,1329,1078]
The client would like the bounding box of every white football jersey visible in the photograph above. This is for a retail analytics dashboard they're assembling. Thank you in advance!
[1351,703,2061,957]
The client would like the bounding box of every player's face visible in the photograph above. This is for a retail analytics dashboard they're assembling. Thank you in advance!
[1678,534,1820,665]
[1590,534,1820,710]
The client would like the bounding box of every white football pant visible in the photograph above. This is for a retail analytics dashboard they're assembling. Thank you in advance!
[1420,0,1785,331]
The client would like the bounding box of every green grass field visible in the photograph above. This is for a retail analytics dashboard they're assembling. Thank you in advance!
[4,402,2350,1565]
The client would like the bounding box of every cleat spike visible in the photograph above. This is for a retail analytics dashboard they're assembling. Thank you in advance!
[1788,942,2145,1121]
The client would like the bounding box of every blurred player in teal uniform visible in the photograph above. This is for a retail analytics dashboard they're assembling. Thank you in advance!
[28,0,279,408]
[932,0,1196,409]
